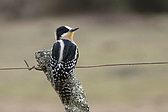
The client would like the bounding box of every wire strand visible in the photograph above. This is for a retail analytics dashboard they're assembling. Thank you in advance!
[0,67,30,70]
[0,61,168,71]
[76,61,168,68]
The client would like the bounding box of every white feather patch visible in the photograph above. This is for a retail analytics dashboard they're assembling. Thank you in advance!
[58,40,64,63]
[65,26,72,30]
[74,47,78,60]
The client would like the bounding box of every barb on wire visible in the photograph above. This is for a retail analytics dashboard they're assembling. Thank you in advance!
[24,60,42,71]
[24,60,31,70]
[0,60,42,71]
[0,61,168,71]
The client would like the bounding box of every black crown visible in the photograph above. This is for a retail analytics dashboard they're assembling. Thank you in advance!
[56,26,70,40]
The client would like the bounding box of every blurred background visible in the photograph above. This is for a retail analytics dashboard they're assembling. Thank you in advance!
[0,0,168,112]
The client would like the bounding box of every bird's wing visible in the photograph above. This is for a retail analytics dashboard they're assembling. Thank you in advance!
[64,44,79,70]
[51,41,61,66]
[67,44,78,61]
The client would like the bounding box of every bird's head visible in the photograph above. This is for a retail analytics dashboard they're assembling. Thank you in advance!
[55,26,79,41]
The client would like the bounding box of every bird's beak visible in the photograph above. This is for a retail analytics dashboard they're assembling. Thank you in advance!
[70,27,79,32]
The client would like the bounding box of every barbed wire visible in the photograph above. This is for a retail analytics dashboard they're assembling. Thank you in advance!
[0,60,168,71]
[76,61,168,68]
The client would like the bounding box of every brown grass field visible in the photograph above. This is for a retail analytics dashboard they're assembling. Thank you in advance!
[0,15,168,112]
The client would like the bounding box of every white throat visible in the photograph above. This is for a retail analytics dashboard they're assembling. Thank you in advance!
[61,32,68,38]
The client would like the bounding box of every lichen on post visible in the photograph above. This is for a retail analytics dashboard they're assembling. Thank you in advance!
[35,49,90,112]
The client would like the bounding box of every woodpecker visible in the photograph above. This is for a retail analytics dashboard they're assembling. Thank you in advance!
[35,26,90,112]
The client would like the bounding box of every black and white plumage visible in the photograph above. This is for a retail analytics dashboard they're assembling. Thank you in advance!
[35,26,90,112]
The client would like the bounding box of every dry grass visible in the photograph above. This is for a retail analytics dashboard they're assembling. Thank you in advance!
[0,15,168,112]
